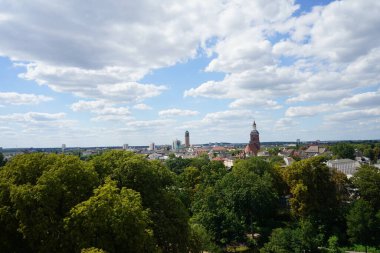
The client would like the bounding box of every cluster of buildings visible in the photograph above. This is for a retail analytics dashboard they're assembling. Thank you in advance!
[1,121,378,178]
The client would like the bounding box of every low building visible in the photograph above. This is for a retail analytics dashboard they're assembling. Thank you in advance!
[284,157,294,166]
[327,159,360,177]
[305,145,326,157]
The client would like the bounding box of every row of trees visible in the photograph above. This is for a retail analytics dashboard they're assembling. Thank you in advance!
[0,151,204,252]
[1,151,379,252]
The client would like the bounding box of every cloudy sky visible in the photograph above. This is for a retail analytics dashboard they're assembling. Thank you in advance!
[0,0,379,148]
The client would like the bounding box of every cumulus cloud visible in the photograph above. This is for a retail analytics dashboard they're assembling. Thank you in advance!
[201,110,255,124]
[274,117,298,131]
[0,92,52,105]
[71,100,131,121]
[325,108,380,123]
[133,103,152,110]
[285,104,334,117]
[229,97,282,109]
[0,112,65,122]
[1,0,380,144]
[338,90,380,108]
[159,108,199,117]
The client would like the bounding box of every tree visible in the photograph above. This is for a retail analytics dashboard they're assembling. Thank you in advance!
[262,220,324,253]
[327,235,341,253]
[0,152,5,167]
[346,199,379,252]
[192,158,280,247]
[0,153,99,252]
[65,179,156,253]
[93,151,192,252]
[188,223,221,253]
[178,166,201,209]
[331,143,355,160]
[352,165,380,210]
[165,156,192,174]
[81,248,107,253]
[192,185,245,246]
[282,157,344,227]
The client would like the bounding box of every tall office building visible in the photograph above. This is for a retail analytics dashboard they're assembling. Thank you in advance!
[185,131,190,147]
[172,139,181,151]
[123,144,129,150]
[149,142,155,151]
[62,144,66,153]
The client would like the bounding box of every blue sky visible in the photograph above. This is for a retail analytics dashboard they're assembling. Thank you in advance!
[0,0,379,148]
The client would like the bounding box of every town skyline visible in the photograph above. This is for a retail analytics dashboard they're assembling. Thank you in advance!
[1,0,380,148]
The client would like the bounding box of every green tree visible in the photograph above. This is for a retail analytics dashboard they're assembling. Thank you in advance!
[282,157,345,227]
[178,166,202,209]
[165,156,192,174]
[81,248,107,253]
[331,143,355,160]
[363,148,375,161]
[65,179,156,253]
[93,150,191,252]
[346,199,379,252]
[188,223,221,253]
[192,184,245,245]
[0,152,5,167]
[0,153,99,253]
[262,220,323,253]
[327,235,341,253]
[352,165,380,210]
[193,158,280,247]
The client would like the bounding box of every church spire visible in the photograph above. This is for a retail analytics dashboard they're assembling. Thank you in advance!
[253,121,256,130]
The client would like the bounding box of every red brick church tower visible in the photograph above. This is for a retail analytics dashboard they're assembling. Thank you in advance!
[245,121,260,156]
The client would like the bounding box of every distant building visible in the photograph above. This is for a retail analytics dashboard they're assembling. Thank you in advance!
[185,131,190,147]
[62,144,66,153]
[305,145,326,157]
[149,142,155,151]
[327,159,360,177]
[172,139,181,151]
[245,121,260,156]
[123,144,129,150]
[284,157,295,166]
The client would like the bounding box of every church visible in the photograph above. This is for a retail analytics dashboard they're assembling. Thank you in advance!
[244,121,260,156]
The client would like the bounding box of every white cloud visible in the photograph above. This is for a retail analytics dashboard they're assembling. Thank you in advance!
[274,117,298,131]
[0,112,65,122]
[159,108,199,117]
[229,97,282,109]
[325,108,380,122]
[285,104,334,117]
[133,103,152,110]
[71,100,131,121]
[201,110,255,124]
[338,90,380,108]
[97,82,167,102]
[0,92,52,105]
[286,90,350,103]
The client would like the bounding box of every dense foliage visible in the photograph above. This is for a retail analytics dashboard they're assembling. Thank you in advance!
[0,151,379,252]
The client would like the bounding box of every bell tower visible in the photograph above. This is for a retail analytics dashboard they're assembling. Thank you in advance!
[245,121,260,156]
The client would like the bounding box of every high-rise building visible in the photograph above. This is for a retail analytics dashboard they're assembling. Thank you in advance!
[149,142,155,151]
[172,139,181,151]
[185,130,190,147]
[244,121,260,156]
[62,144,66,153]
[123,144,129,150]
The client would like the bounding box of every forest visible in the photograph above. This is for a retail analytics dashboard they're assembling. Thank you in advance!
[0,150,379,253]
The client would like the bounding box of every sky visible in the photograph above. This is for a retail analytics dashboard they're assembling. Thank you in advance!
[0,0,380,148]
